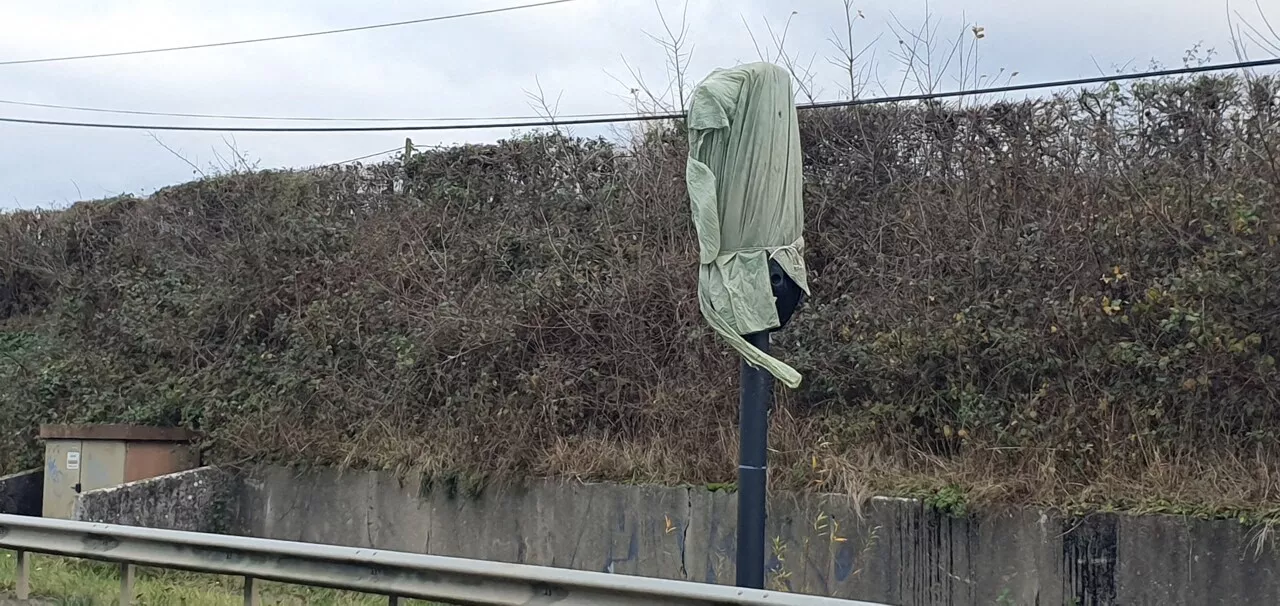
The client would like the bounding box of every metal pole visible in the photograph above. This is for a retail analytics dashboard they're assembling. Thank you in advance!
[120,562,136,606]
[244,576,260,606]
[15,549,30,599]
[736,331,771,589]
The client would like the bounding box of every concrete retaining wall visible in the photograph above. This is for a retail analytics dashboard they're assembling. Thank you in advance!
[74,466,239,533]
[230,465,1280,605]
[59,462,1280,604]
[0,469,41,515]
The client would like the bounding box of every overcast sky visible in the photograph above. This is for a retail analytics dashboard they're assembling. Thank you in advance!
[0,0,1272,210]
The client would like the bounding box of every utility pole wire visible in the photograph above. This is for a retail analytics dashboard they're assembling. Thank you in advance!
[0,97,639,123]
[329,147,402,165]
[0,56,1276,133]
[0,0,580,67]
[802,55,1280,111]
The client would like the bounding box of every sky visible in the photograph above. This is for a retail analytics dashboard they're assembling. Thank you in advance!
[0,0,1274,210]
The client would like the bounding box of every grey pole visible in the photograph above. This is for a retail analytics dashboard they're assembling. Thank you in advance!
[736,330,772,588]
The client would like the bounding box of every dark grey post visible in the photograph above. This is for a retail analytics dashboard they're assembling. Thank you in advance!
[736,331,771,588]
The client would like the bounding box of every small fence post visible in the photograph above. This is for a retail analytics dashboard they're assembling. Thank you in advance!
[243,575,260,606]
[119,563,135,605]
[14,550,30,599]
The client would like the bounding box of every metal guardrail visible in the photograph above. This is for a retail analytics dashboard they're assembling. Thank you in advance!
[0,513,887,606]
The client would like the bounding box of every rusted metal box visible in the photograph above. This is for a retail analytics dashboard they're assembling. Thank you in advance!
[39,424,197,519]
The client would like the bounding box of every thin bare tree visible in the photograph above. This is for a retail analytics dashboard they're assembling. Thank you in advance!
[827,1,879,99]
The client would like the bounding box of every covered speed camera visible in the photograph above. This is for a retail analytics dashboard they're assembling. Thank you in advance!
[686,62,809,388]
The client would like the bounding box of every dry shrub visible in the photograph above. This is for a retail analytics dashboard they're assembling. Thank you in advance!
[2,75,1279,513]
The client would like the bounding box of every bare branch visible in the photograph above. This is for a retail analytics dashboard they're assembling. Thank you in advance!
[1257,0,1280,48]
[826,0,865,98]
[738,11,821,103]
[220,135,257,173]
[147,132,206,179]
[646,0,694,110]
[524,75,569,137]
[743,15,769,62]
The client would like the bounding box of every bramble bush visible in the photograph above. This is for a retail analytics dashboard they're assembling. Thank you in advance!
[1,75,1278,510]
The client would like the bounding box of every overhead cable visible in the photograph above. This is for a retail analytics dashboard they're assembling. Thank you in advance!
[0,0,579,66]
[0,57,1277,132]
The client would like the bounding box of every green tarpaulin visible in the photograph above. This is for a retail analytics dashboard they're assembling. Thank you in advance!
[686,62,809,388]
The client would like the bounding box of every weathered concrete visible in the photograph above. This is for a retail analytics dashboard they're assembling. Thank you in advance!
[74,466,239,532]
[0,469,41,516]
[236,466,692,579]
[73,463,1280,604]
[227,465,1280,605]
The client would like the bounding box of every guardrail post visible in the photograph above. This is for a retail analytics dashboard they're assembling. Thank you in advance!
[119,562,135,605]
[14,549,30,599]
[388,596,400,605]
[243,576,260,606]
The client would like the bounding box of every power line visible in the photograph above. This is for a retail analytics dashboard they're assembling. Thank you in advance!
[330,147,402,165]
[805,56,1280,110]
[0,114,650,132]
[0,97,638,123]
[1,56,1277,133]
[0,0,579,67]
[0,111,674,132]
[326,142,472,167]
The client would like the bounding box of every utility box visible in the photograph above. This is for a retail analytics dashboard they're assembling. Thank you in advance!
[39,424,197,519]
